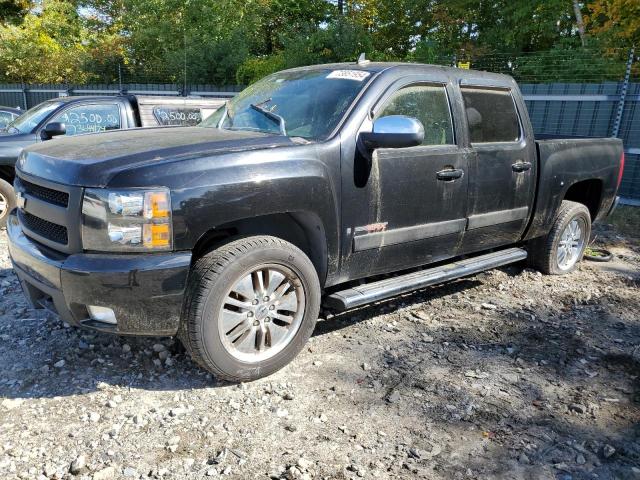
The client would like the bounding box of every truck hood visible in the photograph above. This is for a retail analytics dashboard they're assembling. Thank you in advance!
[18,127,296,187]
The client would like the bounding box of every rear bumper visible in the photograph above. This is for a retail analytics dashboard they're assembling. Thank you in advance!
[7,211,191,336]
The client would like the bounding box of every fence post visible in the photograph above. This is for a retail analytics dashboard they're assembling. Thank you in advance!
[612,47,635,138]
[21,83,28,110]
[118,64,123,94]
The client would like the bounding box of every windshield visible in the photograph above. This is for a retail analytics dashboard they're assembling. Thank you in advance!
[7,101,61,134]
[200,68,373,140]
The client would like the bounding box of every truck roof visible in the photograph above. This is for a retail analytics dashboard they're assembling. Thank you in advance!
[283,61,516,86]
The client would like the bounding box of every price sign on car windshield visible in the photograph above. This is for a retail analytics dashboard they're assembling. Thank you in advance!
[153,107,203,126]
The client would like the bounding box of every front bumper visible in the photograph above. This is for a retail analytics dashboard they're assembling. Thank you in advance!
[7,211,192,336]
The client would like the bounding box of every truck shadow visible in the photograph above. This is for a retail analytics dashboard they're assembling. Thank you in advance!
[308,273,640,477]
[314,277,484,338]
[0,267,489,399]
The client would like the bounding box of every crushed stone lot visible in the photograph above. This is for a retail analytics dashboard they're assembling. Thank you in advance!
[0,224,639,480]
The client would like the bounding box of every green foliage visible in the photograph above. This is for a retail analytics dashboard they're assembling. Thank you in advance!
[236,54,285,85]
[0,0,636,85]
[511,42,628,83]
[280,18,375,68]
[0,0,93,83]
[0,0,31,25]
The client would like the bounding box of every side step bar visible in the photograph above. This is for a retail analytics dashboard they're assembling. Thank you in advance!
[324,247,527,311]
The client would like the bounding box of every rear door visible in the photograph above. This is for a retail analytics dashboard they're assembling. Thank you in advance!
[458,85,536,253]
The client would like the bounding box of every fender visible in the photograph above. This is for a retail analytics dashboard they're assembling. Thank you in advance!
[109,142,341,281]
[523,138,623,241]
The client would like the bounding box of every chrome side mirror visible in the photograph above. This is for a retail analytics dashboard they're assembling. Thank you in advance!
[359,115,425,150]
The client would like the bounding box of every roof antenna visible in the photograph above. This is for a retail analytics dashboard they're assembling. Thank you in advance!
[357,53,370,66]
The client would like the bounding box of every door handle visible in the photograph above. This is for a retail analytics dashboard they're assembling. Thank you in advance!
[436,168,464,181]
[512,161,532,172]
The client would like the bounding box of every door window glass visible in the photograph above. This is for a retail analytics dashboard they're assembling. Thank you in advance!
[461,87,521,143]
[50,104,121,136]
[376,84,454,146]
[0,111,15,129]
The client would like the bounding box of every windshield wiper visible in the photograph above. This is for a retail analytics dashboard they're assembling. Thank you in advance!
[250,102,287,136]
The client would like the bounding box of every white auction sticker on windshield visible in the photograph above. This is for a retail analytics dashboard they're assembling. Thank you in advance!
[327,70,371,81]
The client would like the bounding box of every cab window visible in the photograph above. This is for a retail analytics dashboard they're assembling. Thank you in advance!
[461,87,521,143]
[376,84,455,146]
[0,111,15,129]
[49,103,122,136]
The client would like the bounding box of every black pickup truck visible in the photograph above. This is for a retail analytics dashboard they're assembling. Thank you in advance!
[7,62,624,381]
[0,95,224,227]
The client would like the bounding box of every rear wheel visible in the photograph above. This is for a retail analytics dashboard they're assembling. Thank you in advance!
[181,236,320,382]
[528,200,591,275]
[0,178,16,230]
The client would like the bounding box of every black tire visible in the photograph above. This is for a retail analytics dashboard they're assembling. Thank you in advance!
[584,248,613,263]
[180,235,321,382]
[0,178,16,230]
[528,200,591,275]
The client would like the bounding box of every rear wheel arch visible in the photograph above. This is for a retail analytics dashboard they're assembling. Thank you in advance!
[563,179,603,220]
[190,212,329,286]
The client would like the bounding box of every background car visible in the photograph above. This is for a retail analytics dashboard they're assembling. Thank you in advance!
[0,106,21,130]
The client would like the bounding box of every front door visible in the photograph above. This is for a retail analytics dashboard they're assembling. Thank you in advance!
[458,85,537,254]
[341,79,472,280]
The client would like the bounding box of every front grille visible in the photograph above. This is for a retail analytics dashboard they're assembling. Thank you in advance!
[20,179,69,207]
[19,210,68,245]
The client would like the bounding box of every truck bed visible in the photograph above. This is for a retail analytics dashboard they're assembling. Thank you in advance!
[525,136,623,240]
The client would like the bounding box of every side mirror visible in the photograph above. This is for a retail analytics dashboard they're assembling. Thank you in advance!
[359,115,424,150]
[41,122,66,140]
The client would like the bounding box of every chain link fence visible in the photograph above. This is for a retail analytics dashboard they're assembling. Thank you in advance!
[0,47,638,201]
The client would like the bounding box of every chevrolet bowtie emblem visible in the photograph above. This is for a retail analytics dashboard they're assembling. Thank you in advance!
[15,191,26,209]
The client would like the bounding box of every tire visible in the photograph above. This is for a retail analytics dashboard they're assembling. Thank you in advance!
[584,248,613,263]
[0,178,16,230]
[180,235,321,382]
[528,200,591,275]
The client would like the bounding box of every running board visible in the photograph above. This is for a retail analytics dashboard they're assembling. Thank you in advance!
[324,247,527,311]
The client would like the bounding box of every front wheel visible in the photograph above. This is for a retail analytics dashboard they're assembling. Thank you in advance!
[528,200,591,275]
[0,178,16,230]
[180,236,321,382]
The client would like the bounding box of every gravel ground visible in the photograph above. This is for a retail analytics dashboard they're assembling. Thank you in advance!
[1,223,639,480]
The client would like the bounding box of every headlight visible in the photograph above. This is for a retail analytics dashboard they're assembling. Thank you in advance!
[82,188,172,252]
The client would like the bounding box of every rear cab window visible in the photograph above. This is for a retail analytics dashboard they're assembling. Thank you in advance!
[153,106,203,126]
[461,87,521,143]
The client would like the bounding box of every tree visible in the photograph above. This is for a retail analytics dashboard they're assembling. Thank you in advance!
[584,0,640,47]
[0,1,93,83]
[0,0,32,25]
[573,0,587,46]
